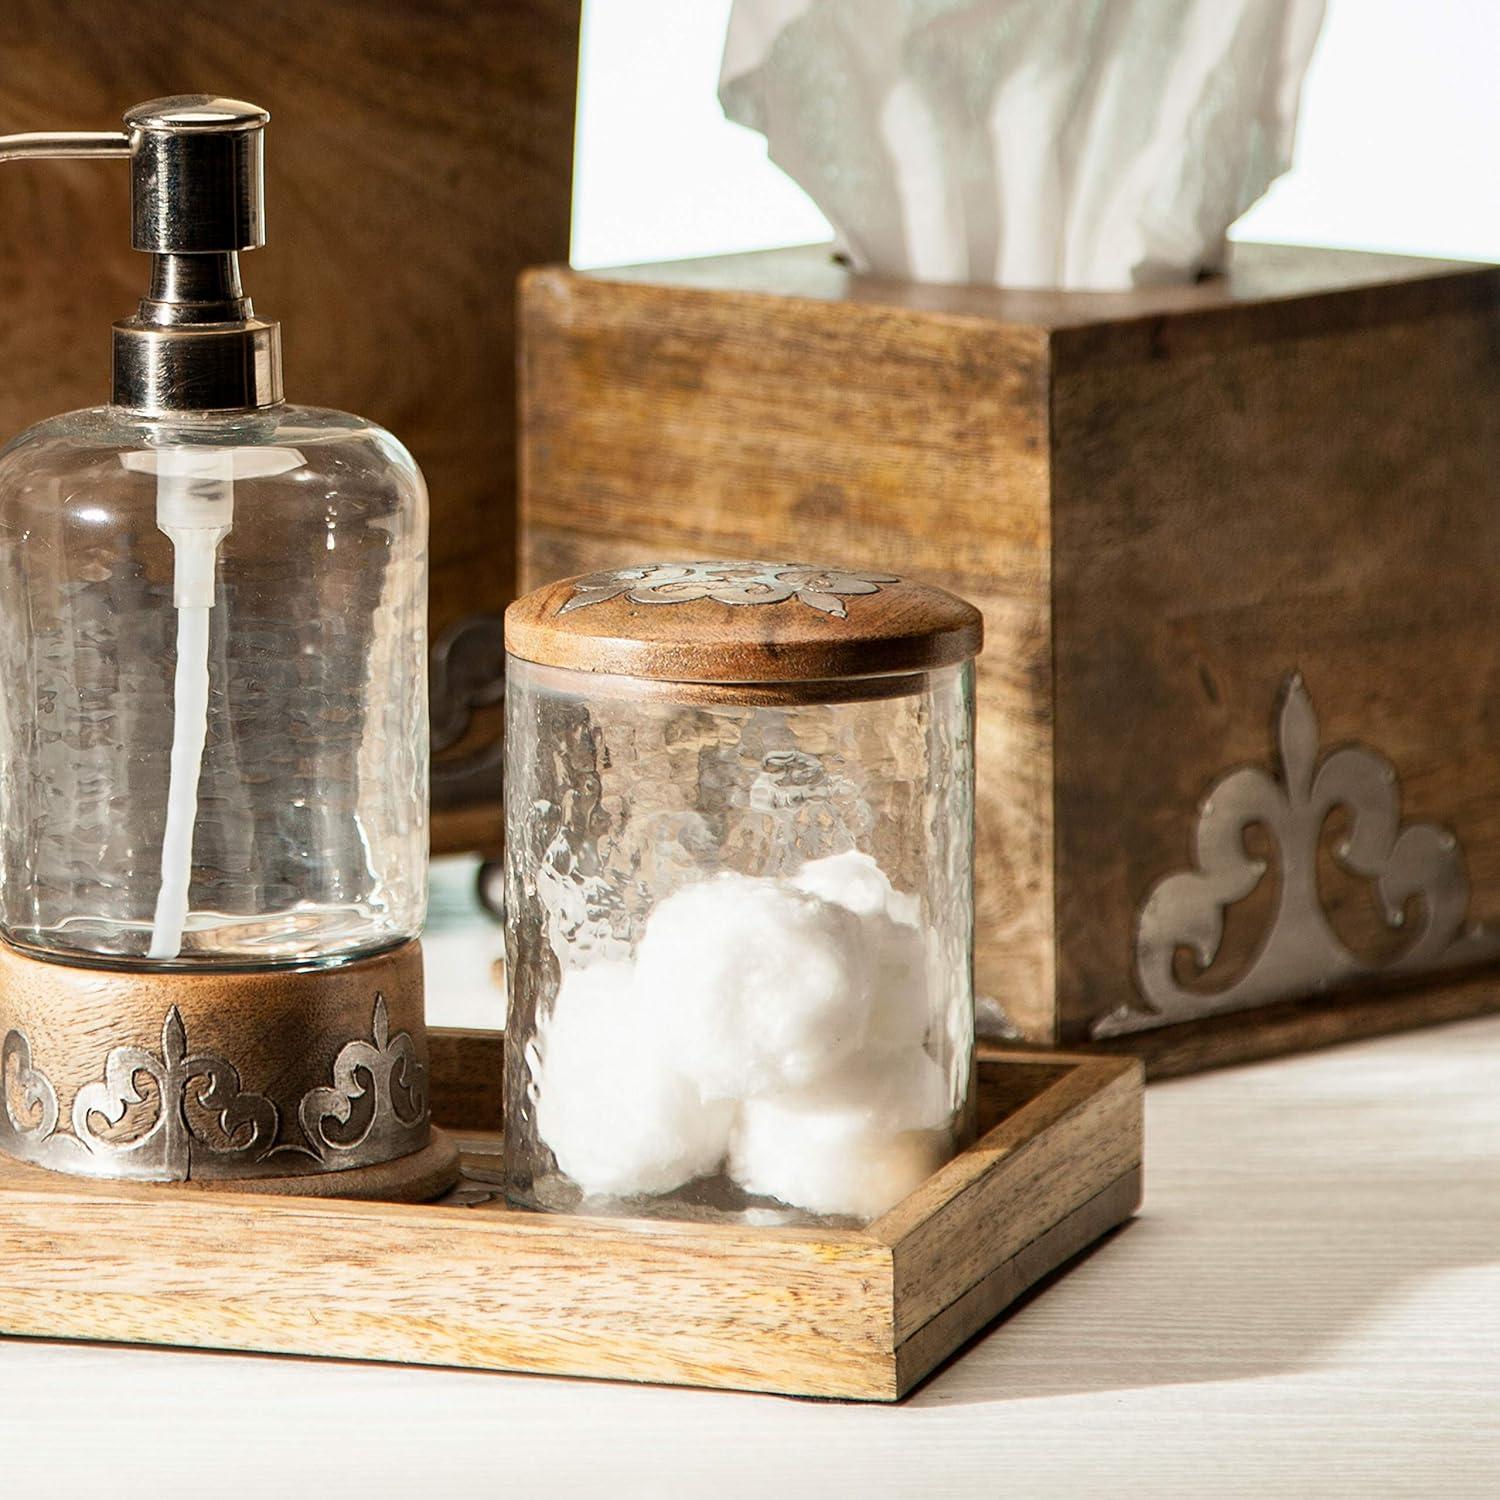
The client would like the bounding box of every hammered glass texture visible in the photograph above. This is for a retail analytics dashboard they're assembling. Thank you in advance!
[0,404,428,966]
[503,658,976,1223]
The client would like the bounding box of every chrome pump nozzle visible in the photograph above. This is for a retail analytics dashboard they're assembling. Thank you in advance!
[0,96,283,414]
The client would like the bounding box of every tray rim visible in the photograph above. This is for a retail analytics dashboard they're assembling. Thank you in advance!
[0,1035,1144,1401]
[0,1039,1133,1241]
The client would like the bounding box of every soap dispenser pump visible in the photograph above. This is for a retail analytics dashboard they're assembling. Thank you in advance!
[0,98,457,1200]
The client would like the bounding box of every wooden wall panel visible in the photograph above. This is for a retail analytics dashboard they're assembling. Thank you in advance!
[520,260,1059,1034]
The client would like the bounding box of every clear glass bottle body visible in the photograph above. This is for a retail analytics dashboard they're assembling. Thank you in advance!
[0,403,428,968]
[503,657,976,1226]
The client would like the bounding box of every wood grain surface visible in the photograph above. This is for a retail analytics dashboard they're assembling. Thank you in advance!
[0,939,427,1113]
[505,565,983,685]
[0,939,453,1193]
[519,241,1500,1058]
[1047,256,1500,1042]
[0,1039,1142,1402]
[520,251,1057,1034]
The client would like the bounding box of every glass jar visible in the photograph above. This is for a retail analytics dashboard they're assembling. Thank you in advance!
[0,403,428,968]
[503,562,981,1225]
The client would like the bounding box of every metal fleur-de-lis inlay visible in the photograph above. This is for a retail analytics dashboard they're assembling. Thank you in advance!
[1095,672,1500,1038]
[0,996,430,1182]
[0,1006,277,1181]
[559,562,901,619]
[297,995,428,1162]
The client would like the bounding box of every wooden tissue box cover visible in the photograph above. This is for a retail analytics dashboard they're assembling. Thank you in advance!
[519,243,1500,1072]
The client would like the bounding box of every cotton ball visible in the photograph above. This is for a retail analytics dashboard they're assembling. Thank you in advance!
[729,1047,955,1220]
[635,873,871,1099]
[534,962,734,1199]
[864,911,930,1048]
[792,848,922,927]
[793,852,930,1048]
[790,849,896,918]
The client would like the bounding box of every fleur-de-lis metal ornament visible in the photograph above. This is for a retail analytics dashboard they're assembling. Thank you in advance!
[559,562,901,619]
[298,995,429,1162]
[1095,673,1500,1038]
[1,1006,278,1180]
[0,996,430,1180]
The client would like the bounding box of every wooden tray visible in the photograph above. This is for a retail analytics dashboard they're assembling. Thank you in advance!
[0,1032,1142,1402]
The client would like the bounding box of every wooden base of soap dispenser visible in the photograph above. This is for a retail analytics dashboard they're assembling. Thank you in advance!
[0,939,459,1202]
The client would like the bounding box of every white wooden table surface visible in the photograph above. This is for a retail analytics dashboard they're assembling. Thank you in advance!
[2,883,1497,1496]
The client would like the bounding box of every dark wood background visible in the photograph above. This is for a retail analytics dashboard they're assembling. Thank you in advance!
[0,0,581,845]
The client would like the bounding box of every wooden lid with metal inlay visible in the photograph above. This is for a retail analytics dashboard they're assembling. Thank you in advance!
[504,561,983,685]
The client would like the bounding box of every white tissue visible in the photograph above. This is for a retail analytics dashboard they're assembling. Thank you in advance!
[635,872,871,1099]
[534,962,735,1198]
[720,0,1326,290]
[730,1047,953,1219]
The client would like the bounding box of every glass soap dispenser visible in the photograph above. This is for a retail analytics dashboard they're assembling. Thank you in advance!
[0,98,457,1200]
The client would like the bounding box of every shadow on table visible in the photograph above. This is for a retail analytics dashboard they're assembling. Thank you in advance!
[910,1060,1500,1406]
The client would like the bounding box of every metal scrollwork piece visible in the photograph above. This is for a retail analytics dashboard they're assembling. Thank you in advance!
[72,1004,280,1174]
[0,1029,60,1146]
[0,996,430,1181]
[560,562,902,619]
[3,1006,279,1181]
[1097,672,1500,1038]
[297,995,429,1163]
[430,611,507,811]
